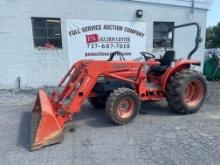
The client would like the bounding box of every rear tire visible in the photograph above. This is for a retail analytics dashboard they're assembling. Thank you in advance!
[166,69,207,114]
[106,88,141,124]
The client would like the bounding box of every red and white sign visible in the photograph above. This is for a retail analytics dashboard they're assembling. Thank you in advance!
[66,19,147,66]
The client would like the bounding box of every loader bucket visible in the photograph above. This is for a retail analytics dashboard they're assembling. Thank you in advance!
[30,90,65,151]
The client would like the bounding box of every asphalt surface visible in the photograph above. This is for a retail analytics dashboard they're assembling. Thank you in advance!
[0,82,220,165]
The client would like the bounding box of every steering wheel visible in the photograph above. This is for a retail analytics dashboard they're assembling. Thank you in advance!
[140,52,155,60]
[108,51,125,61]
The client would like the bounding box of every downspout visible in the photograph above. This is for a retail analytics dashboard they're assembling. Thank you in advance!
[191,0,195,14]
[17,76,21,89]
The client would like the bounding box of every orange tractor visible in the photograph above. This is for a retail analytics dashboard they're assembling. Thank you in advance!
[31,23,207,150]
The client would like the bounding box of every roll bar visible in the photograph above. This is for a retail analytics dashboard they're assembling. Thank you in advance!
[168,22,202,59]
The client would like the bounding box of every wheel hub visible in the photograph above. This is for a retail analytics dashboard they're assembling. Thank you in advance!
[184,80,204,107]
[117,97,134,119]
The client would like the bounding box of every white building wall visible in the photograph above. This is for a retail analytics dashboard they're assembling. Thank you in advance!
[0,0,209,89]
[131,0,212,9]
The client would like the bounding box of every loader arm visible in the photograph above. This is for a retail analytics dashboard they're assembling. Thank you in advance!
[62,61,141,117]
[31,60,141,150]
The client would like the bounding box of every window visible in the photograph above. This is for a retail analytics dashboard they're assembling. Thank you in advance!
[153,22,174,48]
[31,17,62,49]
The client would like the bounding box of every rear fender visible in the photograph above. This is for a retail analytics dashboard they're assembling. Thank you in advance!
[161,59,201,91]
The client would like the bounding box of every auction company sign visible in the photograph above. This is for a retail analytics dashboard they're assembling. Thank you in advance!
[66,19,147,66]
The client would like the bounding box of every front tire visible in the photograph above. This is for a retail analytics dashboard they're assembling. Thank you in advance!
[106,88,141,124]
[166,69,207,114]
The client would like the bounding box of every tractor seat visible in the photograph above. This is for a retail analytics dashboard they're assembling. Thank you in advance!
[150,50,176,74]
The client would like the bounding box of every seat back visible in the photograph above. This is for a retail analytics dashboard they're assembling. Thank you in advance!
[160,50,176,66]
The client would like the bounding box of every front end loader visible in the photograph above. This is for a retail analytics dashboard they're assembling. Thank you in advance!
[30,22,207,151]
[31,59,142,150]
